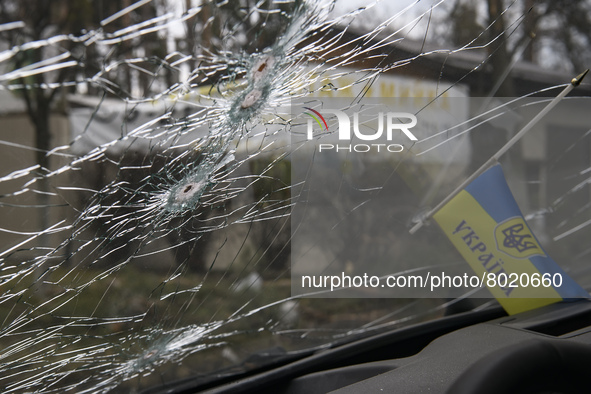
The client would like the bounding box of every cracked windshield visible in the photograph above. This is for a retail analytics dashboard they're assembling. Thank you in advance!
[0,0,590,392]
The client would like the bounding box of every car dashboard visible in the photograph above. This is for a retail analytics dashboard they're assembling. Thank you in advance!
[183,300,591,394]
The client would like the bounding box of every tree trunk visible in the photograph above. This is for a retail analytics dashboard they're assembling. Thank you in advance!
[487,0,515,97]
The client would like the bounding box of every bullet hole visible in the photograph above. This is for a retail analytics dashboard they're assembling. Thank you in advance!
[252,55,275,83]
[240,89,262,109]
[168,179,206,209]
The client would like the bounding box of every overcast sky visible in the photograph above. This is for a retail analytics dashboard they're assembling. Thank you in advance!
[330,0,448,40]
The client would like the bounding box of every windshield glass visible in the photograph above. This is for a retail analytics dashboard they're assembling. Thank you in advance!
[0,0,590,392]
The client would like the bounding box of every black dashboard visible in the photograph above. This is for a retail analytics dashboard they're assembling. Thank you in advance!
[192,300,591,394]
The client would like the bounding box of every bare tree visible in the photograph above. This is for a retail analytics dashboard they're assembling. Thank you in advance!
[444,0,591,75]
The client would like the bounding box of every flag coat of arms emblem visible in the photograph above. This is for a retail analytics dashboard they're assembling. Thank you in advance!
[433,164,589,315]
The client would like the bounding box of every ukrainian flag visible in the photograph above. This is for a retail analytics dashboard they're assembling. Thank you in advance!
[434,164,589,315]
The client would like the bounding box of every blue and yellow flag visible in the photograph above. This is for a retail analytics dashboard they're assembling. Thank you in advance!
[434,164,589,315]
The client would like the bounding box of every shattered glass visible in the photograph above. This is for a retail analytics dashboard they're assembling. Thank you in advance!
[0,0,590,392]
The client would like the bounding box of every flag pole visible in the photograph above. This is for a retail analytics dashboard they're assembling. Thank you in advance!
[409,69,589,235]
